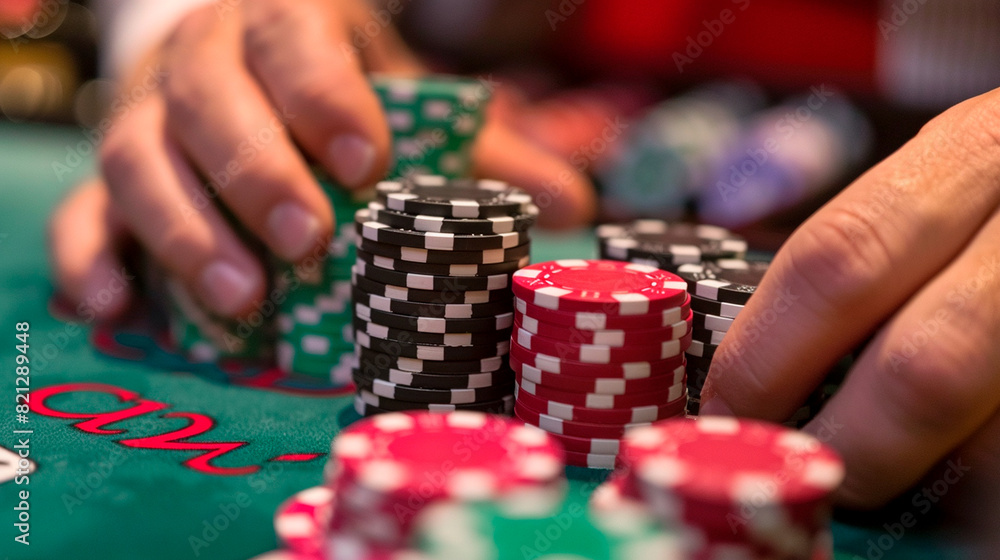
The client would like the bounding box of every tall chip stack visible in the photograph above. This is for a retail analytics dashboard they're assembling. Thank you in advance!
[350,176,537,415]
[674,259,767,416]
[592,416,844,560]
[273,177,366,385]
[509,260,691,469]
[275,75,492,384]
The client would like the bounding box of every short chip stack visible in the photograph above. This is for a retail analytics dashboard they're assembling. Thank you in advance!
[596,220,747,272]
[350,175,537,415]
[509,260,692,469]
[592,416,844,560]
[321,411,565,557]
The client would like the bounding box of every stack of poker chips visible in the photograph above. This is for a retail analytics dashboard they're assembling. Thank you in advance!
[596,219,748,271]
[318,411,565,557]
[273,177,365,384]
[509,260,692,469]
[675,259,768,415]
[371,74,489,179]
[592,416,844,560]
[275,75,491,383]
[350,175,538,415]
[162,275,275,364]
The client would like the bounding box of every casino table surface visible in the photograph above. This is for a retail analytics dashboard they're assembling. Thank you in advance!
[0,122,954,560]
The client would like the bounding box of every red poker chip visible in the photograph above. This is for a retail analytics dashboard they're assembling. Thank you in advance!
[563,449,618,469]
[331,411,564,503]
[515,310,690,347]
[621,417,844,543]
[514,326,693,364]
[546,430,622,455]
[515,385,686,424]
[509,340,686,379]
[512,357,685,396]
[273,485,335,556]
[515,296,691,331]
[516,378,685,410]
[514,401,651,439]
[512,260,688,315]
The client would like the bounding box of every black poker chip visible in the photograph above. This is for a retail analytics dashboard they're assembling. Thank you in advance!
[356,331,510,361]
[359,237,531,265]
[375,175,534,219]
[353,391,514,416]
[367,201,537,234]
[691,310,734,334]
[355,208,530,251]
[597,220,747,270]
[675,259,769,305]
[351,286,513,319]
[690,326,727,345]
[352,269,514,304]
[353,360,514,390]
[688,293,745,319]
[354,259,511,292]
[355,302,514,333]
[356,248,528,277]
[686,354,713,392]
[352,317,512,346]
[356,346,508,374]
[351,371,513,405]
[686,339,720,360]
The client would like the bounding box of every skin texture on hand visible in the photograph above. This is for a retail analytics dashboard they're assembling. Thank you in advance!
[47,0,595,322]
[701,88,1000,525]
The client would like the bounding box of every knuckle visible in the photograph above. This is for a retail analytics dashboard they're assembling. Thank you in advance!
[918,89,1000,163]
[783,207,895,306]
[163,6,219,51]
[877,328,985,432]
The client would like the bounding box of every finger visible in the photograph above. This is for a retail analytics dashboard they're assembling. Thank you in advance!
[803,209,1000,508]
[338,0,424,75]
[242,0,391,188]
[100,96,266,318]
[47,178,133,320]
[160,6,333,263]
[702,89,1000,421]
[473,117,597,229]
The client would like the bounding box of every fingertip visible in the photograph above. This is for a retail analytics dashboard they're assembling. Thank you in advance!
[196,259,266,318]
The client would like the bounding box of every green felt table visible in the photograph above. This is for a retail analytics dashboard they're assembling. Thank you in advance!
[0,122,951,560]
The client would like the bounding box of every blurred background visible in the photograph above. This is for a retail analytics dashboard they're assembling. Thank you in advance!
[2,0,997,248]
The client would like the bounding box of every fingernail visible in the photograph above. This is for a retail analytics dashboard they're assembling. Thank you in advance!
[200,261,256,316]
[327,134,375,188]
[699,398,734,417]
[267,202,321,261]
